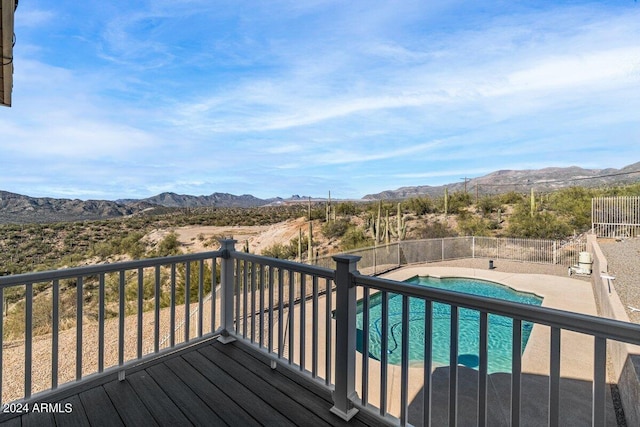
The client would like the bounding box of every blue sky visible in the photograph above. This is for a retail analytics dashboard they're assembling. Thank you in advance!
[1,1,639,200]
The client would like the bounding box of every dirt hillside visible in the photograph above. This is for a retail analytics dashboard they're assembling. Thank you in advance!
[169,217,319,255]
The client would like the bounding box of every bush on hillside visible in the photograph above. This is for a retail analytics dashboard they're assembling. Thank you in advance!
[414,221,458,239]
[506,206,572,239]
[405,196,436,215]
[340,227,374,250]
[321,219,350,239]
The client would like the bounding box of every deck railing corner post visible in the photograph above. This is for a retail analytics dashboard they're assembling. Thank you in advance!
[330,254,360,421]
[218,239,237,344]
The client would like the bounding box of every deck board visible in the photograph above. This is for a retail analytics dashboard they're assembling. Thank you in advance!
[53,395,89,427]
[205,342,373,427]
[164,355,261,427]
[181,350,297,426]
[78,386,124,427]
[145,363,225,426]
[124,371,192,427]
[0,338,378,427]
[103,380,158,427]
[20,409,54,427]
[199,344,335,426]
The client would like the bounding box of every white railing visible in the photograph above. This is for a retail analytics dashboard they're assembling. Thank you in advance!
[315,236,587,275]
[2,240,640,426]
[219,240,337,388]
[0,251,222,405]
[592,196,640,238]
[149,290,214,354]
[329,255,640,426]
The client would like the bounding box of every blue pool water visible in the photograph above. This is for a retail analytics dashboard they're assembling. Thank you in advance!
[356,276,543,374]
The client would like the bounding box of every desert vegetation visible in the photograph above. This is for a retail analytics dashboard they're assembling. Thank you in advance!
[1,183,640,342]
[3,185,640,276]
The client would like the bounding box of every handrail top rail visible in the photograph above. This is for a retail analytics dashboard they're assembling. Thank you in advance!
[231,251,335,279]
[0,251,222,287]
[354,272,640,346]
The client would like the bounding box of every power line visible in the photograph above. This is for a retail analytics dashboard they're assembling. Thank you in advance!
[476,169,640,188]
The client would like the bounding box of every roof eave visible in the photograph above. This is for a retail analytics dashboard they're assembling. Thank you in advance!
[1,0,16,107]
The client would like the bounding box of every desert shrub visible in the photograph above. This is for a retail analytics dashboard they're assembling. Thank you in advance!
[498,191,525,205]
[321,219,350,239]
[406,196,436,215]
[457,215,494,237]
[547,187,595,232]
[308,207,326,221]
[603,182,640,196]
[447,191,473,214]
[261,243,290,259]
[477,196,502,216]
[340,227,374,250]
[335,202,358,216]
[174,261,215,305]
[414,221,458,239]
[261,236,309,260]
[91,241,115,259]
[155,232,181,257]
[120,232,146,258]
[506,206,572,239]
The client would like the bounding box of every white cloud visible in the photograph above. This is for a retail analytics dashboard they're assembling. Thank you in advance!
[15,8,55,28]
[3,0,639,199]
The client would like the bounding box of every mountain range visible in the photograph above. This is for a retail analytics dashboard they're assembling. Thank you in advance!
[363,161,640,199]
[1,162,639,224]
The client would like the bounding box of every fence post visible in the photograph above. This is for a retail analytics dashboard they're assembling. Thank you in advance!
[553,241,557,265]
[331,254,361,421]
[218,239,237,344]
[373,245,377,276]
[472,236,475,259]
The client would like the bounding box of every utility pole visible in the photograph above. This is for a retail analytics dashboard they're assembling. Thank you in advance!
[475,183,479,204]
[460,177,471,194]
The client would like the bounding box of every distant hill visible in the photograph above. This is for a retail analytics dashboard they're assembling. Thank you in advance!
[130,192,280,208]
[1,162,638,223]
[0,191,154,224]
[0,190,287,224]
[362,162,640,200]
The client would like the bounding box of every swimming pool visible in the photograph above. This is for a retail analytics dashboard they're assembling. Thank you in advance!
[355,276,543,374]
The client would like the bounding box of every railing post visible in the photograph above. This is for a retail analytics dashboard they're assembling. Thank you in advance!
[218,239,237,344]
[331,254,361,421]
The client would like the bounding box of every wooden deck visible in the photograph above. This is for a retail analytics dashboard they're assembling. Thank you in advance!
[0,338,380,427]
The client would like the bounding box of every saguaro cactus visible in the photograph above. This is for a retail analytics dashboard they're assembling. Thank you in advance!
[444,188,449,215]
[308,221,313,263]
[375,201,382,243]
[326,191,331,222]
[389,202,407,240]
[530,188,535,217]
[385,209,390,244]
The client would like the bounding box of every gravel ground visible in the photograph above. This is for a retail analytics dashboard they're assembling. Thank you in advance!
[2,301,218,404]
[598,238,640,324]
